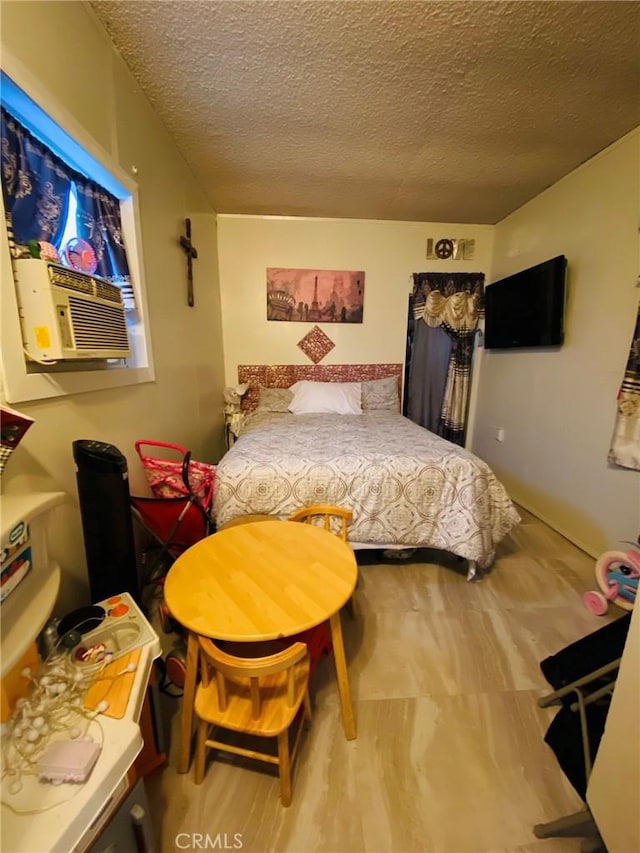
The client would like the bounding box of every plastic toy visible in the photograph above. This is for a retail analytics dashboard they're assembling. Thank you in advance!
[63,237,97,274]
[583,544,640,615]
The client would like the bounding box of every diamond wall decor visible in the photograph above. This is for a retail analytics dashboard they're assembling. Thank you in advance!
[297,325,335,364]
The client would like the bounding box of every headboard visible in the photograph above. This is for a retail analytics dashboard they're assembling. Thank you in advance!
[238,363,403,413]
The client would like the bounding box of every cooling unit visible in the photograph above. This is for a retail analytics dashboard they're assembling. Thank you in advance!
[13,259,131,361]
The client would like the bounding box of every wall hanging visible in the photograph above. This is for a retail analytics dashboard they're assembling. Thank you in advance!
[608,296,640,471]
[426,238,475,260]
[179,218,198,307]
[266,268,364,323]
[297,326,335,364]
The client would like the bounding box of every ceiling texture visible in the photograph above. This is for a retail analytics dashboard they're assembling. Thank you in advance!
[89,0,640,225]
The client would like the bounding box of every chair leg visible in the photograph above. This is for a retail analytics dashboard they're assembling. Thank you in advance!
[580,835,607,853]
[277,730,292,807]
[343,595,357,620]
[194,719,208,785]
[343,569,360,619]
[533,809,599,839]
[303,688,312,722]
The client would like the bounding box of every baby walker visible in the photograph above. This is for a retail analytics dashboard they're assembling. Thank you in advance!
[583,543,640,615]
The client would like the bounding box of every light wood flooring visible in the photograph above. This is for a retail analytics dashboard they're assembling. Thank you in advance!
[146,508,620,852]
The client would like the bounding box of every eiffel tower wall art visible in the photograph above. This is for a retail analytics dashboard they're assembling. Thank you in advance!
[266,268,365,323]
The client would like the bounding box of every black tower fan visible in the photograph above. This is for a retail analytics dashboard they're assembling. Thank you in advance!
[73,440,139,604]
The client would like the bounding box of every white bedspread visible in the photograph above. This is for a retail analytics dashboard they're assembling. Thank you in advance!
[214,412,520,568]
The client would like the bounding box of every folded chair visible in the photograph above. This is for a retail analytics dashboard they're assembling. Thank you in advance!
[533,613,631,851]
[194,637,312,806]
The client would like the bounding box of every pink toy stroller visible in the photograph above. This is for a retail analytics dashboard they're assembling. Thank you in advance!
[131,440,216,587]
[132,441,217,692]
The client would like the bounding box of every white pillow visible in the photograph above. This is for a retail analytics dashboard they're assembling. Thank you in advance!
[288,381,362,415]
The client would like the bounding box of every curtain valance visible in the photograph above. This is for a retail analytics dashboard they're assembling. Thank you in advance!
[412,272,485,333]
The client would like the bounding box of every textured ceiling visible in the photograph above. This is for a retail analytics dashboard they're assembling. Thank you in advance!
[89,0,640,224]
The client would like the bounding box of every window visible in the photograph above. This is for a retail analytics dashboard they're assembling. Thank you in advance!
[0,69,154,403]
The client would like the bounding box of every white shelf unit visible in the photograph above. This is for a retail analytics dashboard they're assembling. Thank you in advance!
[1,491,65,677]
[0,502,162,852]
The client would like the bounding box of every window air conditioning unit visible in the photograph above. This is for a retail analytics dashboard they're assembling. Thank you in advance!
[13,259,131,361]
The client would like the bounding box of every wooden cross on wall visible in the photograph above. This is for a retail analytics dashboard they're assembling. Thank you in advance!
[179,218,198,307]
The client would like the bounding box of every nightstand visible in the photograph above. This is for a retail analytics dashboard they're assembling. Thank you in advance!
[224,411,245,449]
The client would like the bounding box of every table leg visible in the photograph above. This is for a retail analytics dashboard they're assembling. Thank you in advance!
[177,631,199,774]
[329,612,357,740]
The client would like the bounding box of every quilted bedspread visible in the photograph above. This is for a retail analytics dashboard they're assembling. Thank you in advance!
[214,412,521,568]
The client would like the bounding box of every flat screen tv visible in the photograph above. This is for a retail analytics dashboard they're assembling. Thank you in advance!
[484,255,567,349]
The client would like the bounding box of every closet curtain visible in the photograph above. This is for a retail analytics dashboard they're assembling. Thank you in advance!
[407,272,484,446]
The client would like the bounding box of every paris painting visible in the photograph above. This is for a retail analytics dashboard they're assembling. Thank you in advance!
[266,268,365,323]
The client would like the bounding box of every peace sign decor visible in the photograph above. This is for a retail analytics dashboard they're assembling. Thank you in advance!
[426,237,475,261]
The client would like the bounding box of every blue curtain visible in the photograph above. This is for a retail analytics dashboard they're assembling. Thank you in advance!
[1,107,131,293]
[1,107,71,246]
[74,179,131,286]
[407,318,452,433]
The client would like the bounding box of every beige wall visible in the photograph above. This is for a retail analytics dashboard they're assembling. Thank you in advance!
[218,137,639,558]
[0,2,226,614]
[217,215,493,409]
[472,130,640,555]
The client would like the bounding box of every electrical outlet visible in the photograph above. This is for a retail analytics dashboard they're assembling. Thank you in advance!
[495,427,505,442]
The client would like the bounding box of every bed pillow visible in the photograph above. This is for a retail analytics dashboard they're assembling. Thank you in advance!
[288,381,362,415]
[254,386,293,413]
[361,376,400,411]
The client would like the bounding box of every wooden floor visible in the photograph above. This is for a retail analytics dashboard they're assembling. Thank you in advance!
[146,507,619,852]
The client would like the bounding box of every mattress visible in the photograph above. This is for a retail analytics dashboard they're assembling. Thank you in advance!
[214,411,521,569]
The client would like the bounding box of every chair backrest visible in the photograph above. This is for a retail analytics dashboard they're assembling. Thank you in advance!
[288,504,353,542]
[218,513,281,530]
[198,636,308,719]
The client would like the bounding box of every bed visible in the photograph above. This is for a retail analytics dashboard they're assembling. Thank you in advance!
[214,364,521,577]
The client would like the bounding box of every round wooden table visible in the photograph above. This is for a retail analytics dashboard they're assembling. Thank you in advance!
[164,520,359,773]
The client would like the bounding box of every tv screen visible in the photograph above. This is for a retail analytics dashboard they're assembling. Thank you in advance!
[484,255,567,349]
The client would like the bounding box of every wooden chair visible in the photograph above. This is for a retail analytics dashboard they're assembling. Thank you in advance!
[218,511,331,672]
[288,505,357,618]
[194,636,311,807]
[288,504,353,540]
[218,513,281,530]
